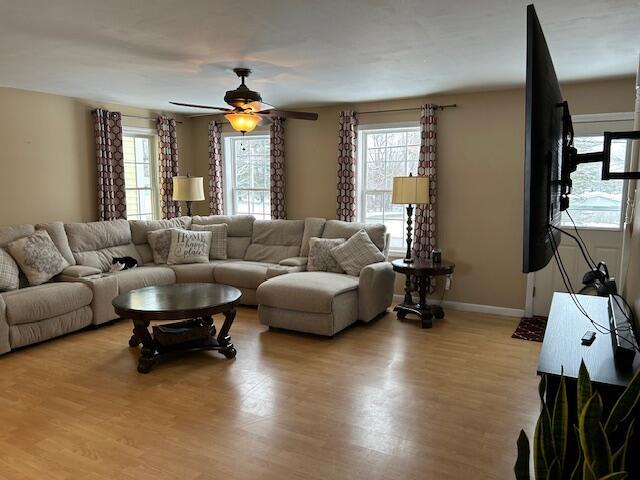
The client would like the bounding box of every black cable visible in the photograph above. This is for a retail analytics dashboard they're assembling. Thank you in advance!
[565,210,598,268]
[550,224,596,270]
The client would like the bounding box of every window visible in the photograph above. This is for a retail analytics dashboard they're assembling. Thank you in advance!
[357,125,421,252]
[123,130,159,220]
[561,114,633,229]
[224,135,271,220]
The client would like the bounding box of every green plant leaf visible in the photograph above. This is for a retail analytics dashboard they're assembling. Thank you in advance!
[541,402,555,470]
[534,415,548,480]
[539,374,548,405]
[552,375,568,473]
[515,430,531,480]
[584,460,597,480]
[579,394,612,477]
[597,473,628,480]
[569,425,583,480]
[577,360,592,416]
[605,367,640,435]
[612,418,634,472]
[546,459,559,480]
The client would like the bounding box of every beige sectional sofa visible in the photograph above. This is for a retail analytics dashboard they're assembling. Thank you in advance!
[0,215,395,354]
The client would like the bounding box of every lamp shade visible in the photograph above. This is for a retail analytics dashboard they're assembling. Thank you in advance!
[225,112,260,133]
[172,176,205,201]
[391,176,429,204]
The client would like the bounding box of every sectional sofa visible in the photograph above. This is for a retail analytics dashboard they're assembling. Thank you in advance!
[0,216,395,355]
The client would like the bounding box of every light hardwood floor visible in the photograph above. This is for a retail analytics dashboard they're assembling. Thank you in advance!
[0,307,541,480]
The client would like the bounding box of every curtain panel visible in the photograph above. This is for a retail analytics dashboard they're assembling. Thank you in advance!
[208,121,225,215]
[93,109,127,221]
[336,110,359,221]
[157,115,181,219]
[412,104,438,260]
[270,117,286,219]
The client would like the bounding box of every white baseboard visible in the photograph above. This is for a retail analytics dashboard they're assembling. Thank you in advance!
[392,294,524,319]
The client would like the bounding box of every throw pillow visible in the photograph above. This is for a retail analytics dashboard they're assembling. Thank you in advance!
[330,230,385,276]
[0,248,20,292]
[166,229,212,265]
[307,237,345,273]
[6,230,69,286]
[147,228,174,264]
[191,223,228,260]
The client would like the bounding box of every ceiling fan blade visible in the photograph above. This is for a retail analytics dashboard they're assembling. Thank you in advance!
[257,109,318,121]
[170,102,231,111]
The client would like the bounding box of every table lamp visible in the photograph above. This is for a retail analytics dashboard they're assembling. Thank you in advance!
[392,173,429,263]
[172,175,205,216]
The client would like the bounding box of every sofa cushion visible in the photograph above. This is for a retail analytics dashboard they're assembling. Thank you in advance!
[147,229,174,264]
[0,224,35,248]
[307,237,345,273]
[301,217,326,257]
[7,230,70,286]
[36,221,76,266]
[322,220,386,252]
[169,260,232,283]
[167,229,211,265]
[192,215,254,259]
[257,272,359,314]
[2,282,92,325]
[330,230,385,276]
[110,266,176,294]
[9,307,93,349]
[65,220,142,272]
[214,261,276,289]
[0,249,19,292]
[130,217,191,263]
[244,219,304,263]
[191,224,228,260]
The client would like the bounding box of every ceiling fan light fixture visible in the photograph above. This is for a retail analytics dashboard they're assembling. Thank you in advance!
[225,112,261,133]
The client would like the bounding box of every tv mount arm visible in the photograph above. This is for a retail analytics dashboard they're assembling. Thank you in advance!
[559,101,640,211]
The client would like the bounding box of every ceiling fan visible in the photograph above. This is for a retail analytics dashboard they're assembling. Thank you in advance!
[170,68,318,133]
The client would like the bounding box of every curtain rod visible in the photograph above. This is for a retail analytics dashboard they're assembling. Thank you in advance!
[121,113,183,124]
[358,104,457,115]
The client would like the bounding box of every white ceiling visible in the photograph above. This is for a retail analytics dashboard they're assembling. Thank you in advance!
[0,0,638,113]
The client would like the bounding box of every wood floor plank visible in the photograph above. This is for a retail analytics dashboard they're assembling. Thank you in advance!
[0,307,541,479]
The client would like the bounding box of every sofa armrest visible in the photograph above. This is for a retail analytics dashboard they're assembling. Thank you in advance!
[0,295,9,355]
[57,274,119,325]
[60,265,102,278]
[279,257,308,267]
[358,261,395,322]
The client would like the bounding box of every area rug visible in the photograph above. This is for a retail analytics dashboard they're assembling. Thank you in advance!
[512,316,548,342]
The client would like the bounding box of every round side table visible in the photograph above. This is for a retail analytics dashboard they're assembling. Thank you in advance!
[391,258,455,328]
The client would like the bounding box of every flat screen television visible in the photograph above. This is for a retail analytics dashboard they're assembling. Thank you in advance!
[522,4,564,273]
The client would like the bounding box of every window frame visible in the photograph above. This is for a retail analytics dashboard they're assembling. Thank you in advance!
[562,113,634,232]
[222,131,271,220]
[356,122,421,254]
[122,126,160,221]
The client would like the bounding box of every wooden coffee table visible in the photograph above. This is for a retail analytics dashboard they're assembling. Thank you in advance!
[112,283,242,373]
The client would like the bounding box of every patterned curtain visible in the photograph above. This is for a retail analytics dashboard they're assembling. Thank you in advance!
[270,117,286,219]
[412,104,438,260]
[336,110,358,221]
[208,121,225,215]
[157,115,181,219]
[93,109,127,221]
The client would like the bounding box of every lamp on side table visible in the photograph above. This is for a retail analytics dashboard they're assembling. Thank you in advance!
[391,173,429,263]
[173,175,205,216]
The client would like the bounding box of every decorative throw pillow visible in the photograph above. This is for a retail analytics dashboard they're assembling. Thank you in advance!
[147,228,174,264]
[6,230,69,286]
[330,230,385,276]
[191,223,228,260]
[0,248,20,292]
[307,237,345,273]
[166,229,212,265]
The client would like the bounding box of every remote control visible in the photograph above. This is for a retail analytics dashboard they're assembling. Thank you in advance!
[581,331,596,346]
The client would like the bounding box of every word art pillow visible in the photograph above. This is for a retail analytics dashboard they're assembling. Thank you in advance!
[166,229,212,265]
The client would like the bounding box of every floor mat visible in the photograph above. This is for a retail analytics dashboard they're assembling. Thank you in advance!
[512,316,547,342]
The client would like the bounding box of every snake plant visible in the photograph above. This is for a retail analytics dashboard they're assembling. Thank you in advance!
[515,360,640,479]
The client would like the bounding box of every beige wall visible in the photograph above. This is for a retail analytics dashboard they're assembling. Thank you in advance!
[0,87,193,225]
[0,77,634,310]
[186,77,635,310]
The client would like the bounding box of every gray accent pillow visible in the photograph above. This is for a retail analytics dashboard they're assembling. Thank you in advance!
[191,224,228,260]
[167,229,212,265]
[147,228,174,264]
[7,230,69,286]
[0,248,19,291]
[307,237,345,273]
[330,230,385,276]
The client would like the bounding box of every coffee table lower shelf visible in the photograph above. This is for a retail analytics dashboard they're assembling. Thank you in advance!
[129,313,237,374]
